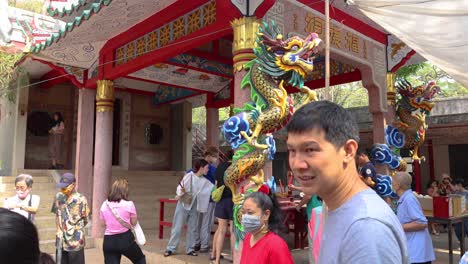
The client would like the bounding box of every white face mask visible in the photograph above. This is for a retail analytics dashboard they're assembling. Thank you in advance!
[241,214,263,234]
[16,189,30,199]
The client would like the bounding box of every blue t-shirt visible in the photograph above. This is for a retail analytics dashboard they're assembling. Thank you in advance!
[318,189,409,264]
[396,189,435,263]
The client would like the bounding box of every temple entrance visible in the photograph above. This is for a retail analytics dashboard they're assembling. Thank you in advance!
[112,99,121,166]
[449,144,468,182]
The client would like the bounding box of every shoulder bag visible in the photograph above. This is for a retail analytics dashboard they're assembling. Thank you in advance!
[106,201,146,246]
[179,173,193,205]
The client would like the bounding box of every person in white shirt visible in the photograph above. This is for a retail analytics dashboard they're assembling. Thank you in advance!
[165,159,211,257]
[3,174,40,222]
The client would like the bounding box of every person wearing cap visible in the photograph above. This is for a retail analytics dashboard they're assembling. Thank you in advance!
[439,173,454,196]
[3,174,40,222]
[51,173,90,264]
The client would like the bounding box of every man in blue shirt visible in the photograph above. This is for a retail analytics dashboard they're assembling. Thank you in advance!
[393,171,435,264]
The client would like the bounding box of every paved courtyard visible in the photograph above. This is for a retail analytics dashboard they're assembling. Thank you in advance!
[81,228,463,263]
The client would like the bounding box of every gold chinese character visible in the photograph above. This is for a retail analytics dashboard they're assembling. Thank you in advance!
[304,13,323,37]
[330,26,342,49]
[345,32,359,53]
[293,14,298,31]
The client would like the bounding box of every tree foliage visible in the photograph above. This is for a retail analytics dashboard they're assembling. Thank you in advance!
[0,51,22,102]
[8,0,44,13]
[397,62,468,98]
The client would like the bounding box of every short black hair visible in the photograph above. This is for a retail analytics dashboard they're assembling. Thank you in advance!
[0,208,40,264]
[245,191,285,235]
[286,101,360,148]
[193,159,209,173]
[356,147,369,156]
[454,178,465,186]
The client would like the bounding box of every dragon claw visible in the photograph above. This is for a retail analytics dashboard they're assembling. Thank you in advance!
[297,86,318,108]
[240,130,268,149]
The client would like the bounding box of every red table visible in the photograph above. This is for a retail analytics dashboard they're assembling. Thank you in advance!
[280,200,308,249]
[159,198,179,239]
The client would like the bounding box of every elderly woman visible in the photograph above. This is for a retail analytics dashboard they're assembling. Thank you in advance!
[393,172,435,264]
[3,174,40,222]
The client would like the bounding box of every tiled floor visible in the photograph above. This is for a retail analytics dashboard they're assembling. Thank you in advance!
[82,228,463,264]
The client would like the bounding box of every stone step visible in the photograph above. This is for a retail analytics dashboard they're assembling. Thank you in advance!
[38,227,58,241]
[39,236,94,255]
[0,176,54,184]
[0,183,57,193]
[35,216,57,229]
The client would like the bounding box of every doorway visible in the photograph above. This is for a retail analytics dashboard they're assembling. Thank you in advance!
[449,144,468,183]
[112,99,121,166]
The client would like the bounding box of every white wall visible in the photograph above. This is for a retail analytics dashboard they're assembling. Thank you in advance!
[0,98,17,175]
[433,143,450,180]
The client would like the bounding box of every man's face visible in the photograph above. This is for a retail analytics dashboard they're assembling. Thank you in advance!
[205,155,218,165]
[287,129,346,196]
[356,154,366,166]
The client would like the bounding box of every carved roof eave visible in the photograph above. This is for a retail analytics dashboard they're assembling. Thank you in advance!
[47,0,87,19]
[32,0,113,53]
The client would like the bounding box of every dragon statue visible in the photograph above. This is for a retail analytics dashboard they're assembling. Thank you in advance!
[394,79,440,161]
[370,79,440,198]
[222,21,321,242]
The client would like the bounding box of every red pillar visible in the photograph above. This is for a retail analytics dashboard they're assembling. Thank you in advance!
[428,139,435,181]
[206,107,220,148]
[231,17,261,264]
[75,88,95,205]
[91,80,114,238]
[413,161,422,193]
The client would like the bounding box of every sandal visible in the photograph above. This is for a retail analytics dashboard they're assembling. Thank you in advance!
[210,255,224,261]
[187,251,198,256]
[164,250,172,257]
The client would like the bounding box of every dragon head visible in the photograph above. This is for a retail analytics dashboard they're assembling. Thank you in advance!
[396,79,440,112]
[255,21,321,88]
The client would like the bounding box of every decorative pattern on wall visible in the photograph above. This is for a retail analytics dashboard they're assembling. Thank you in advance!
[115,0,217,66]
[34,0,178,68]
[214,83,231,101]
[87,59,99,79]
[128,63,231,93]
[153,85,199,106]
[60,64,85,84]
[168,53,232,76]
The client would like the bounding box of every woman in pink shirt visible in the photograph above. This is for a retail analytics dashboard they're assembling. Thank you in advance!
[100,179,146,264]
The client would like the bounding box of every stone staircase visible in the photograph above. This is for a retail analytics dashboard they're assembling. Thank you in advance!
[0,169,185,254]
[111,170,185,234]
[0,169,87,254]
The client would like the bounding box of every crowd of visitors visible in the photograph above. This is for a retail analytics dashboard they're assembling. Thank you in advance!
[3,101,466,264]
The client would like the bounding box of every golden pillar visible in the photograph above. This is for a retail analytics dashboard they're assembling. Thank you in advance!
[231,17,261,72]
[96,80,114,112]
[386,72,397,106]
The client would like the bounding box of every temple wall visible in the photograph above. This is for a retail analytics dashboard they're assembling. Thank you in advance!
[128,94,171,170]
[0,98,17,175]
[25,83,75,169]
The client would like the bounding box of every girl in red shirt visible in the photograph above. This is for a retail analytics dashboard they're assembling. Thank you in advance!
[240,185,294,264]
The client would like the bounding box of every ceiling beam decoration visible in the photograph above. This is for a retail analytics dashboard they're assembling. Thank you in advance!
[114,1,216,66]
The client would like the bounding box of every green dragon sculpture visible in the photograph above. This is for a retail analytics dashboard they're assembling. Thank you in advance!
[222,21,321,242]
